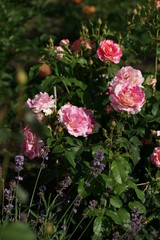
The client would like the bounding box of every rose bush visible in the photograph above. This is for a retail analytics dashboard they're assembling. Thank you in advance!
[1,2,160,239]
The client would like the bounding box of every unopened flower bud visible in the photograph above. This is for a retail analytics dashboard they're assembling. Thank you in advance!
[151,130,157,136]
[111,120,116,127]
[89,59,93,65]
[16,68,28,86]
[98,18,102,25]
[45,223,54,235]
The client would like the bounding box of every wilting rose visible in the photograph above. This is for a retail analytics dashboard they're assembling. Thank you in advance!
[109,84,145,114]
[97,40,122,64]
[71,38,95,54]
[110,66,144,89]
[151,147,160,167]
[53,46,64,58]
[155,0,160,8]
[27,92,55,116]
[60,39,70,47]
[58,103,98,137]
[82,5,96,14]
[21,126,44,160]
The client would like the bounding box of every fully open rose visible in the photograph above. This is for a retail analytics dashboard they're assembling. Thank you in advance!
[27,92,55,116]
[110,66,144,89]
[97,39,122,64]
[109,84,145,114]
[58,103,98,137]
[151,147,160,168]
[21,126,44,160]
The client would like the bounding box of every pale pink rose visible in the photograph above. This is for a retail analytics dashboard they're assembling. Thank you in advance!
[110,66,144,89]
[53,46,64,58]
[71,38,95,54]
[149,78,157,87]
[151,147,160,168]
[60,39,70,47]
[155,0,160,8]
[27,92,55,116]
[97,40,122,64]
[21,125,44,160]
[109,84,145,114]
[157,131,160,136]
[58,103,98,137]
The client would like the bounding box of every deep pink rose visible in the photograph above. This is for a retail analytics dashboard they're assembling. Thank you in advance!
[53,46,64,58]
[109,84,145,114]
[27,92,55,116]
[97,40,122,64]
[58,103,98,137]
[151,147,160,168]
[60,39,70,47]
[110,66,144,89]
[21,126,44,160]
[155,0,160,8]
[71,38,95,54]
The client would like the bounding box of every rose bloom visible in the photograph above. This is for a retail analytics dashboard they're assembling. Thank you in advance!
[149,78,157,87]
[82,5,96,14]
[109,84,145,114]
[155,0,160,8]
[53,46,64,58]
[60,39,70,47]
[71,38,95,54]
[97,40,122,64]
[21,126,44,160]
[150,147,160,168]
[110,66,144,90]
[58,103,98,137]
[27,92,55,116]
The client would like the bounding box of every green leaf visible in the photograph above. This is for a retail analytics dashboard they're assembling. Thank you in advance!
[78,178,88,197]
[129,136,142,146]
[29,64,41,80]
[52,145,64,153]
[128,201,146,214]
[111,157,130,184]
[128,180,145,202]
[129,145,141,165]
[151,102,159,116]
[93,217,103,237]
[64,150,76,168]
[100,174,113,188]
[106,210,122,225]
[114,183,127,195]
[77,57,88,67]
[110,195,123,208]
[117,208,130,226]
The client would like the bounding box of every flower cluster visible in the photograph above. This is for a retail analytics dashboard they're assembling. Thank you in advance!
[71,38,95,54]
[57,176,72,197]
[90,150,105,178]
[15,155,24,181]
[150,147,160,168]
[58,103,98,137]
[73,195,83,214]
[109,66,146,114]
[88,200,98,210]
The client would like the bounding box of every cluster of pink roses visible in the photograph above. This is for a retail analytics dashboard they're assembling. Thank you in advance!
[109,66,146,114]
[22,92,98,159]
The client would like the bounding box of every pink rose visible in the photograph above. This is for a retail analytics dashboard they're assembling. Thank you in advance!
[109,84,145,114]
[155,0,160,8]
[110,66,144,89]
[106,104,114,113]
[151,147,160,168]
[21,126,44,160]
[97,40,122,64]
[53,46,64,58]
[71,38,95,54]
[58,103,98,137]
[60,39,70,47]
[27,92,55,116]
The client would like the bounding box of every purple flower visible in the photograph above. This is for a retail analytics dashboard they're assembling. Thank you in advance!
[15,155,24,171]
[4,188,14,201]
[61,225,67,230]
[90,150,105,178]
[57,176,72,197]
[88,200,98,211]
[73,195,83,214]
[112,231,120,240]
[4,204,14,213]
[41,146,50,160]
